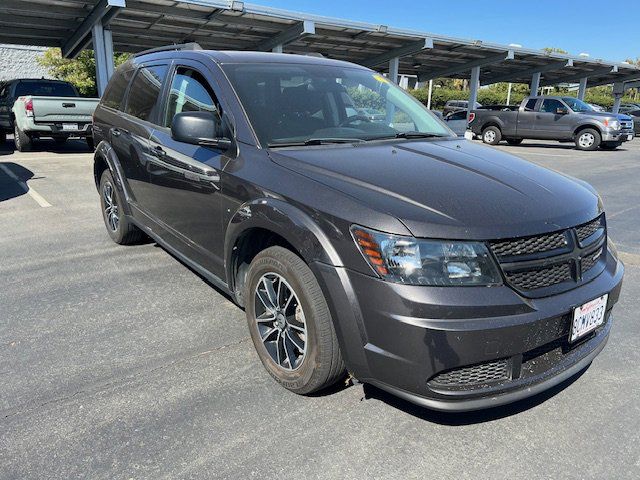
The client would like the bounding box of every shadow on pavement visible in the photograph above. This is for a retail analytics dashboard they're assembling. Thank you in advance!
[0,162,34,202]
[361,366,588,425]
[1,136,92,155]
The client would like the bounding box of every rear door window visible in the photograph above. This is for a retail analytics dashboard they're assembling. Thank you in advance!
[125,65,168,123]
[524,99,537,111]
[163,67,218,128]
[102,68,134,111]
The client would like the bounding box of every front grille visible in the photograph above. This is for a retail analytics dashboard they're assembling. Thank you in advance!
[621,120,633,129]
[490,231,568,258]
[430,359,509,387]
[489,215,606,294]
[576,216,604,243]
[505,262,572,290]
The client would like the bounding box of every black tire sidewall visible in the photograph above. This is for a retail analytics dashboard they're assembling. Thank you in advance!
[245,248,325,393]
[575,128,601,151]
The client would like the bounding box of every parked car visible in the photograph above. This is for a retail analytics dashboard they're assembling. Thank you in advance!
[628,109,640,136]
[443,110,468,136]
[588,103,606,112]
[618,103,640,114]
[93,45,623,412]
[469,96,635,150]
[443,99,481,116]
[0,78,99,151]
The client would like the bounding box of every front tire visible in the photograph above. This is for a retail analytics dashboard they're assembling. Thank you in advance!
[86,135,95,151]
[482,126,502,145]
[575,128,601,151]
[245,246,345,395]
[99,170,144,245]
[14,124,31,152]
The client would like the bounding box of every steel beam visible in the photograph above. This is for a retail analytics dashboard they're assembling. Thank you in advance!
[540,66,618,86]
[62,0,125,59]
[361,38,433,68]
[481,59,573,85]
[256,20,315,52]
[467,66,480,120]
[530,72,541,96]
[92,23,109,96]
[577,77,588,100]
[418,50,514,81]
[581,71,640,88]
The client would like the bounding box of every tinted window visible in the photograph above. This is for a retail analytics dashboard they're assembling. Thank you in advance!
[540,99,564,113]
[164,68,217,127]
[524,99,537,111]
[102,68,134,110]
[630,110,640,117]
[14,81,77,97]
[125,65,167,122]
[448,111,467,120]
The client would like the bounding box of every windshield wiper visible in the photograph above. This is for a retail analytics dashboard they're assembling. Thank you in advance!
[393,131,449,139]
[268,138,366,148]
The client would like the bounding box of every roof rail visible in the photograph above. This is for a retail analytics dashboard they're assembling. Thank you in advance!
[133,43,203,57]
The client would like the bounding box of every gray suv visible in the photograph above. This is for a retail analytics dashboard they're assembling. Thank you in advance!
[92,45,623,412]
[469,96,635,150]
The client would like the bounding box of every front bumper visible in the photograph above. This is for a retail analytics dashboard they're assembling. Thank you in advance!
[313,247,623,411]
[602,128,635,142]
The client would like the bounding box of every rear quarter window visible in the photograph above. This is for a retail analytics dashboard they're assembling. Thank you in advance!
[102,68,134,111]
[125,65,168,122]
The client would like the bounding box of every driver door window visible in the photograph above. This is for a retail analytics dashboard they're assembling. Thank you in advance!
[164,67,218,128]
[540,99,565,114]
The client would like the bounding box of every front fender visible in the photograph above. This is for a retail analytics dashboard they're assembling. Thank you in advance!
[224,198,345,286]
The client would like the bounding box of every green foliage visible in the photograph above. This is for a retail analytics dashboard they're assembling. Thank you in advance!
[37,48,130,97]
[347,86,385,110]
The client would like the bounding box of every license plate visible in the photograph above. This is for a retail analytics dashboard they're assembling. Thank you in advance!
[570,294,608,342]
[62,123,79,131]
[627,134,634,141]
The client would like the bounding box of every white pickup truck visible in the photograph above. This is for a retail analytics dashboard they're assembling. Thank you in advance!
[0,79,99,151]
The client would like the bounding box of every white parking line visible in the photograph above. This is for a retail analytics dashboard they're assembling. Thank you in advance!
[0,163,52,208]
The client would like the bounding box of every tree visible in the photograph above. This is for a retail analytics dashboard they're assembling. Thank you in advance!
[37,48,130,97]
[542,47,569,55]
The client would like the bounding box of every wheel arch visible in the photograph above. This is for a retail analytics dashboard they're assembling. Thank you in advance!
[93,141,133,216]
[573,123,601,138]
[224,199,343,305]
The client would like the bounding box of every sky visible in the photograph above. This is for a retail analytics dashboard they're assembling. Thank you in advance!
[259,0,640,63]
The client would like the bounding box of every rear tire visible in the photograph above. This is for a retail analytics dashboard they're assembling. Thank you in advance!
[482,126,502,145]
[86,136,95,151]
[0,130,6,145]
[14,124,31,152]
[575,128,601,151]
[245,246,345,395]
[600,141,621,150]
[99,170,144,245]
[506,138,523,145]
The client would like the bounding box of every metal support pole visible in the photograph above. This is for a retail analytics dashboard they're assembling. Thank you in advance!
[388,57,399,84]
[506,82,512,105]
[530,72,541,96]
[612,82,625,114]
[272,44,283,53]
[468,66,480,119]
[92,23,109,96]
[427,79,433,110]
[104,28,115,80]
[577,77,588,101]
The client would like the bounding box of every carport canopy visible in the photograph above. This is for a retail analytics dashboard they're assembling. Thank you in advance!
[1,0,639,112]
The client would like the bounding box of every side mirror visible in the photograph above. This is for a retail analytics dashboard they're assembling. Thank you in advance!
[171,111,232,149]
[556,107,569,115]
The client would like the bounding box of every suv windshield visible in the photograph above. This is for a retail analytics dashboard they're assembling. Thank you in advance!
[223,63,452,146]
[562,97,594,113]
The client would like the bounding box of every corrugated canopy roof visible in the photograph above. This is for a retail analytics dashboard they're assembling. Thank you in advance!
[1,0,639,87]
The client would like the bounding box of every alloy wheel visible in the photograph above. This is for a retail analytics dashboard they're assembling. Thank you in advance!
[579,132,595,148]
[254,272,307,371]
[102,181,119,232]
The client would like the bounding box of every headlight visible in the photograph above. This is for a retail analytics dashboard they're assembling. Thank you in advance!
[609,120,620,130]
[351,226,503,286]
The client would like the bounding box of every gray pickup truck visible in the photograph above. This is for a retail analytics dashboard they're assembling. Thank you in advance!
[469,96,635,150]
[0,79,99,151]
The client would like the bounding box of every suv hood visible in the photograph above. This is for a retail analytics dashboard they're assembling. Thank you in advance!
[269,138,600,240]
